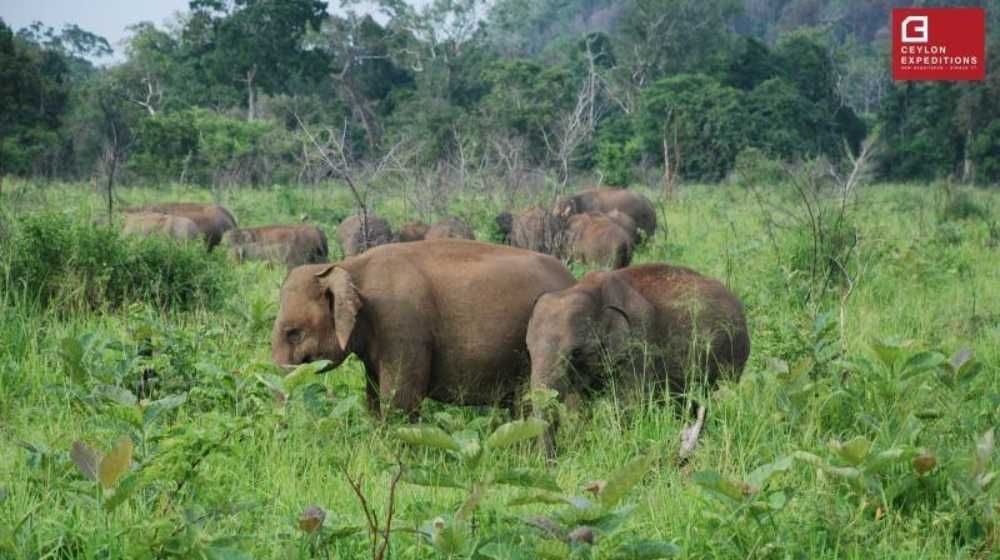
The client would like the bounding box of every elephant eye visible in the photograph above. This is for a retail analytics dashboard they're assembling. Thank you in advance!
[286,328,304,344]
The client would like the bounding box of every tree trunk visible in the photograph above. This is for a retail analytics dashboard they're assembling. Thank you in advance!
[963,128,973,182]
[246,65,258,121]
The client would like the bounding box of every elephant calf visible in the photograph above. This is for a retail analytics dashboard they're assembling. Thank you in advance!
[224,225,328,266]
[125,202,237,249]
[336,214,394,257]
[272,239,576,416]
[555,187,657,240]
[563,212,634,269]
[527,263,750,457]
[123,212,200,242]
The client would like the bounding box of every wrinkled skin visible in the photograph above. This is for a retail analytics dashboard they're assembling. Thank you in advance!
[496,207,566,255]
[555,188,657,240]
[223,225,328,266]
[272,239,576,416]
[563,212,634,269]
[123,212,200,242]
[526,263,749,457]
[336,214,394,257]
[126,203,237,249]
[398,217,475,242]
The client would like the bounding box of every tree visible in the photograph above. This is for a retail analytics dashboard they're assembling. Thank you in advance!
[188,0,328,120]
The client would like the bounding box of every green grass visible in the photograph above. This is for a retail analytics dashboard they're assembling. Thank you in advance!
[1,179,998,558]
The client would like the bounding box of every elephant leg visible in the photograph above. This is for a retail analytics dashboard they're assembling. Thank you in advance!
[377,342,432,420]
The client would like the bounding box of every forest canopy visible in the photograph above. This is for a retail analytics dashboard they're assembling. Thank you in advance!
[1,0,998,186]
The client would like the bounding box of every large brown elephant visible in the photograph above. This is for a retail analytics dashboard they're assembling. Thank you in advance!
[126,203,237,249]
[336,214,394,257]
[223,225,328,266]
[526,263,749,457]
[495,207,566,255]
[555,188,657,240]
[563,212,634,269]
[123,212,201,242]
[271,240,576,415]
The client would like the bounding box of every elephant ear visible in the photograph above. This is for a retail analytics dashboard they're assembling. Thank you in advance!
[316,266,362,351]
[599,274,653,336]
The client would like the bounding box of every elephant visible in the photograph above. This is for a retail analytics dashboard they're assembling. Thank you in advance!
[126,202,237,249]
[526,263,750,457]
[336,214,394,257]
[555,188,657,240]
[397,221,431,242]
[223,225,328,266]
[563,212,634,269]
[495,207,566,255]
[604,209,638,242]
[398,218,475,242]
[123,212,200,242]
[425,217,475,241]
[271,239,576,416]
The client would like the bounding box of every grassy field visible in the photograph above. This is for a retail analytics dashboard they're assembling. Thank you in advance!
[1,179,998,559]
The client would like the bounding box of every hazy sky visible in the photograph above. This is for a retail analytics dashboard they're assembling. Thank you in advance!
[0,0,415,59]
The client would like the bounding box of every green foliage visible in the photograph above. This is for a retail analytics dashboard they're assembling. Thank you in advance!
[0,211,229,310]
[971,120,1000,183]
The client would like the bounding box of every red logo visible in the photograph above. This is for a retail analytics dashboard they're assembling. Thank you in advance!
[892,8,986,81]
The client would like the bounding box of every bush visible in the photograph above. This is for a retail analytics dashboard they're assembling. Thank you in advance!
[0,211,230,311]
[940,188,992,223]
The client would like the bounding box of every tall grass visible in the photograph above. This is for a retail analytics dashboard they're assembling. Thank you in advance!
[0,181,997,558]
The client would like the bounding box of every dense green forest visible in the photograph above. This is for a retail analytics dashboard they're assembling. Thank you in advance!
[1,0,999,188]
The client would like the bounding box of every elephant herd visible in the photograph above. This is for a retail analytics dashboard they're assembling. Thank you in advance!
[122,188,749,458]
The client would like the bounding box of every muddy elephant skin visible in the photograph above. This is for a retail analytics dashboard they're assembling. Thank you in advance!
[336,214,394,257]
[123,212,200,242]
[224,225,328,266]
[555,188,657,240]
[126,203,238,249]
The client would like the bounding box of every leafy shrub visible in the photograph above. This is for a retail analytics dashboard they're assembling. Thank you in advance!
[594,139,640,187]
[941,190,991,222]
[0,211,229,311]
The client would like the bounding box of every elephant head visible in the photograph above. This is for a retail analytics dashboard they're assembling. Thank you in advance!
[271,264,362,369]
[527,272,658,394]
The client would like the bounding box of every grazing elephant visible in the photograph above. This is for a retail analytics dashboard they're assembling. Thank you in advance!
[123,212,200,242]
[397,221,431,242]
[496,207,566,255]
[425,217,475,241]
[563,212,634,269]
[271,240,576,415]
[126,203,237,249]
[336,214,394,257]
[398,218,475,242]
[555,188,657,240]
[604,209,638,242]
[223,225,328,266]
[526,263,750,457]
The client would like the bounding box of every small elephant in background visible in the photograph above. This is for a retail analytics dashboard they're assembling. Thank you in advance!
[555,187,657,240]
[398,217,475,242]
[526,263,750,458]
[563,212,634,269]
[123,212,200,242]
[495,207,566,255]
[224,225,328,266]
[125,202,238,249]
[336,214,394,257]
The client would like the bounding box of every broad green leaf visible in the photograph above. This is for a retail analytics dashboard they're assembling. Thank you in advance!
[485,419,547,450]
[766,357,789,377]
[599,452,656,508]
[746,456,794,490]
[70,441,100,481]
[870,338,911,369]
[283,360,332,393]
[98,436,133,489]
[611,540,681,559]
[830,436,871,466]
[901,351,945,379]
[794,451,862,480]
[693,470,749,502]
[396,425,461,452]
[456,483,484,521]
[950,348,973,372]
[204,544,252,560]
[401,466,465,489]
[94,385,138,407]
[452,430,482,463]
[790,357,814,381]
[866,448,907,472]
[104,472,141,511]
[143,393,187,425]
[534,540,572,560]
[301,384,332,417]
[479,542,531,560]
[507,489,570,507]
[493,468,562,492]
[975,429,994,476]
